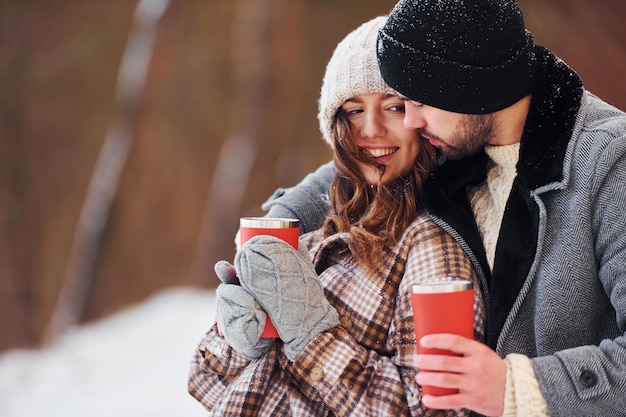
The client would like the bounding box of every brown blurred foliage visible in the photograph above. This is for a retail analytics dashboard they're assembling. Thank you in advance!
[0,0,624,352]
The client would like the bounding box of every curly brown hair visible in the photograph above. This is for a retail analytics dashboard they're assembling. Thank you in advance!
[322,107,438,271]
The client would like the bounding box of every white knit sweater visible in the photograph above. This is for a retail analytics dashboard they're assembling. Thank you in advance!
[469,143,520,270]
[468,143,549,417]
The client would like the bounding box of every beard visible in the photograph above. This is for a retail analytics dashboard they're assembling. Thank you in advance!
[422,113,496,160]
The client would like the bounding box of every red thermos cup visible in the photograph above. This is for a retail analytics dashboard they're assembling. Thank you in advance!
[239,217,300,338]
[410,280,474,396]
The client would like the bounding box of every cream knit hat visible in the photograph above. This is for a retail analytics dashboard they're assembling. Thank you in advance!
[318,16,396,148]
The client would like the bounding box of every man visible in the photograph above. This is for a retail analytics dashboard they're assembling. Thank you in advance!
[261,0,626,416]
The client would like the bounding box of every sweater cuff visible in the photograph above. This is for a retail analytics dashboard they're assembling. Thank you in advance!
[501,353,549,417]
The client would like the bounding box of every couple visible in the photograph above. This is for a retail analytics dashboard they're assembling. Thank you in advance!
[189,1,626,416]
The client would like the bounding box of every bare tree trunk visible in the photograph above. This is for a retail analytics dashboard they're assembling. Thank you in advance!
[46,0,170,341]
[191,0,270,285]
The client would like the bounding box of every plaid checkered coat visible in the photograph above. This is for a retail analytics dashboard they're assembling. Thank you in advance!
[188,210,485,416]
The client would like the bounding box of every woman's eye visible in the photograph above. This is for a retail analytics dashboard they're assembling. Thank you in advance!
[389,104,405,112]
[345,108,362,116]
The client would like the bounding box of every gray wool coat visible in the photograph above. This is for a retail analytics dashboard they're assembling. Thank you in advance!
[262,47,626,416]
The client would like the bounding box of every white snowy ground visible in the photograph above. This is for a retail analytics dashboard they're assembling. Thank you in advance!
[0,287,216,417]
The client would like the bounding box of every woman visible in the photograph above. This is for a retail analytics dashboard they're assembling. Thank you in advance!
[188,16,485,416]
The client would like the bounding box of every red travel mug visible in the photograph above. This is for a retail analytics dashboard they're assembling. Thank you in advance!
[410,280,474,396]
[239,217,300,338]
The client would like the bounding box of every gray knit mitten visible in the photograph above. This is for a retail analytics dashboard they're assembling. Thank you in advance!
[214,260,241,285]
[214,261,274,359]
[235,235,340,361]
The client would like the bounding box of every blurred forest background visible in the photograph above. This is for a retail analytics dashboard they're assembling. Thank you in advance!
[1,0,625,354]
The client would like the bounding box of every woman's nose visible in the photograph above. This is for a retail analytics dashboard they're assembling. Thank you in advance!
[360,113,386,138]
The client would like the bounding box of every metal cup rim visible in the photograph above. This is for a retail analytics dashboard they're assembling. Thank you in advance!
[240,217,300,229]
[412,280,473,294]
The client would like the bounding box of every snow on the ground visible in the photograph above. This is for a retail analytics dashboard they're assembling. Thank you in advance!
[0,287,216,417]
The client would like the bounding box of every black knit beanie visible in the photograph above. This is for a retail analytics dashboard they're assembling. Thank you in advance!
[377,0,538,114]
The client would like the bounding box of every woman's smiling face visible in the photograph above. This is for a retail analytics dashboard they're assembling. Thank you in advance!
[341,93,422,184]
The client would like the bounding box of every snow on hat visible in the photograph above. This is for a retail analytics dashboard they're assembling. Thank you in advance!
[377,0,538,114]
[318,16,397,148]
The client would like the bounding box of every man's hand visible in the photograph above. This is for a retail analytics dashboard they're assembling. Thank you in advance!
[414,334,506,416]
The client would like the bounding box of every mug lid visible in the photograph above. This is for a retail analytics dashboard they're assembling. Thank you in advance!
[240,217,300,229]
[412,280,473,294]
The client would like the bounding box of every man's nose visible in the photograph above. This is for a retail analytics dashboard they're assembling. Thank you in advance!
[404,104,426,130]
